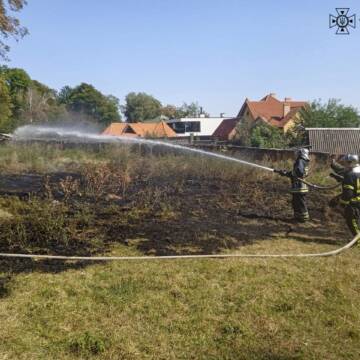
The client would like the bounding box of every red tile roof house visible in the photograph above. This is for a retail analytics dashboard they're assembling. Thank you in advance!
[212,118,239,141]
[102,121,177,138]
[213,94,308,141]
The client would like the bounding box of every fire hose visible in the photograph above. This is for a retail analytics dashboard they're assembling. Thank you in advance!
[296,178,341,190]
[269,168,343,190]
[272,170,342,190]
[0,233,358,260]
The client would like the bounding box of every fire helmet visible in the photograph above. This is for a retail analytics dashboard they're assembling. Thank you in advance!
[341,154,359,168]
[296,148,310,161]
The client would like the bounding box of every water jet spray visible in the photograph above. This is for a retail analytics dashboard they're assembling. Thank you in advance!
[10,125,339,190]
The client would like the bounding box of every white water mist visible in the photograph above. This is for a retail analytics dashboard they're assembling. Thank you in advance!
[12,125,275,172]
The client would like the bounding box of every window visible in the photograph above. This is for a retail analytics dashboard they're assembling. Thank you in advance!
[169,122,185,133]
[169,121,201,134]
[124,126,136,134]
[185,121,201,133]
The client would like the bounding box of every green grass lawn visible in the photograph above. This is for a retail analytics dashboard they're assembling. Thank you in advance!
[1,239,360,360]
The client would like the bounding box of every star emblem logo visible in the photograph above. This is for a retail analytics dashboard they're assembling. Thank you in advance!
[329,8,356,34]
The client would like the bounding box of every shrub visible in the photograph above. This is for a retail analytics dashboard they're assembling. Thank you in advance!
[250,123,287,148]
[0,199,71,254]
[0,198,104,255]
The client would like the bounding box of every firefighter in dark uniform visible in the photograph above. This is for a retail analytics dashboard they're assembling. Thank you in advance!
[330,156,346,177]
[328,156,347,208]
[275,148,310,222]
[330,154,360,236]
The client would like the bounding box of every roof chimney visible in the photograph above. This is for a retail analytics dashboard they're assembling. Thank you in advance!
[284,97,292,102]
[283,102,291,117]
[269,93,276,98]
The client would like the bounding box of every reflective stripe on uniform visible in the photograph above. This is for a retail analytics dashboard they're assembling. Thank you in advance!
[340,199,350,205]
[294,212,310,221]
[344,185,355,190]
[352,219,360,234]
[350,196,360,203]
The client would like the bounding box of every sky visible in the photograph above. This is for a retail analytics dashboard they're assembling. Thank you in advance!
[4,0,360,117]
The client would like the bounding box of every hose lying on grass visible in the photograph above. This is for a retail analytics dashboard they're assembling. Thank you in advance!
[295,177,341,190]
[0,233,358,261]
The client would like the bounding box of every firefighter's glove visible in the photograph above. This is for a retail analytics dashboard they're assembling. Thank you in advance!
[329,172,343,183]
[274,169,292,178]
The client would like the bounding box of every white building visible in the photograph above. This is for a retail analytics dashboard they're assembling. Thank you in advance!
[166,115,233,137]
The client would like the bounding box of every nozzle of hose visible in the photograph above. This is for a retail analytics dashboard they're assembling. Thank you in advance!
[274,169,291,177]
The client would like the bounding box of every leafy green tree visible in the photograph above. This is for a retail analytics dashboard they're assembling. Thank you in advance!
[100,95,121,124]
[298,99,360,128]
[175,102,209,118]
[250,122,287,148]
[0,66,31,93]
[57,85,73,105]
[122,92,162,122]
[160,102,209,119]
[61,83,121,125]
[0,74,12,132]
[21,81,61,123]
[161,104,177,119]
[236,120,292,149]
[0,67,122,129]
[0,0,28,60]
[294,99,360,145]
[234,117,252,146]
[32,80,56,98]
[0,66,31,126]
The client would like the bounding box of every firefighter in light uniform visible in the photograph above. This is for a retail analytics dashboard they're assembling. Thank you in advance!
[275,148,310,222]
[335,154,360,236]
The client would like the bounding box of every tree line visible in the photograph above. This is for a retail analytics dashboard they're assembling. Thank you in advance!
[0,65,208,133]
[1,65,359,143]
